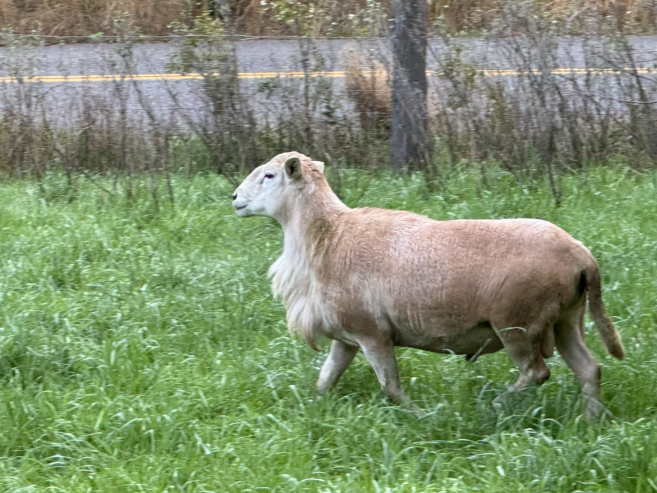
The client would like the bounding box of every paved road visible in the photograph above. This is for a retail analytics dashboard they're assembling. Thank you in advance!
[0,37,655,125]
[5,36,657,75]
[7,36,657,75]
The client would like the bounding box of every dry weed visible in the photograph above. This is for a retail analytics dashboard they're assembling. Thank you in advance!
[344,50,390,132]
[0,0,187,37]
[0,0,656,37]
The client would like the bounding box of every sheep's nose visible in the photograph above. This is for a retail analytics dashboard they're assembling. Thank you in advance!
[232,192,237,201]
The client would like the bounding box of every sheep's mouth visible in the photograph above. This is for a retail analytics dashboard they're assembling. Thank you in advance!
[234,204,247,212]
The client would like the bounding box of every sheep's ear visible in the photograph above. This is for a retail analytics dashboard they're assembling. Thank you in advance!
[284,157,302,180]
[312,161,325,173]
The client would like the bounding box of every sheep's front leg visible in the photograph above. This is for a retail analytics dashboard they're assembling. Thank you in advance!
[359,338,409,405]
[316,340,359,396]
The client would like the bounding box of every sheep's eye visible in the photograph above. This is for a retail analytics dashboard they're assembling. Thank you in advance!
[264,173,274,179]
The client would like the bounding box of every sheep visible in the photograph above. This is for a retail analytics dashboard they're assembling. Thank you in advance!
[232,151,625,420]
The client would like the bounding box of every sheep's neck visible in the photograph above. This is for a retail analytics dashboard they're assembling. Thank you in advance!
[279,188,347,263]
[269,186,346,349]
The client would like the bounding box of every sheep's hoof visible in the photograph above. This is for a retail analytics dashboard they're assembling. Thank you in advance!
[582,398,609,423]
[492,391,509,408]
[491,386,530,412]
[409,403,427,419]
[492,396,504,416]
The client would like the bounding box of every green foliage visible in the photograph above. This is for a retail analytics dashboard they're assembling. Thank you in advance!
[0,165,656,491]
[260,0,387,36]
[167,10,229,75]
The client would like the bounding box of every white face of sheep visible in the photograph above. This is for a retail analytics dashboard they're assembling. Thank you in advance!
[232,154,325,220]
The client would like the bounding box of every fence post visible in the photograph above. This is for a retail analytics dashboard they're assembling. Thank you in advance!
[390,0,430,171]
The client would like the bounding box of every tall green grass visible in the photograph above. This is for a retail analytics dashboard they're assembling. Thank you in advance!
[0,165,656,492]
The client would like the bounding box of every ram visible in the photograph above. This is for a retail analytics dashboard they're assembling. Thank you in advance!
[232,151,624,420]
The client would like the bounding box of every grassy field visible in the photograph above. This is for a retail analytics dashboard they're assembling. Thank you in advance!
[0,165,656,492]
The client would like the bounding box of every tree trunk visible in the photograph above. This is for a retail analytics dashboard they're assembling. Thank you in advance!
[390,0,430,171]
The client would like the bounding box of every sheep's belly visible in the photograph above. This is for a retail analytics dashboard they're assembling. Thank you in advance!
[394,322,504,355]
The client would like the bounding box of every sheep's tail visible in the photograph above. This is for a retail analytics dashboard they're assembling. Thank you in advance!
[587,264,625,360]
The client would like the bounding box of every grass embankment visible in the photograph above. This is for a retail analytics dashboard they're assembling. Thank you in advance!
[0,166,656,491]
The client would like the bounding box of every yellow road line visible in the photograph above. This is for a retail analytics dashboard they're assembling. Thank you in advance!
[0,72,347,83]
[0,67,652,83]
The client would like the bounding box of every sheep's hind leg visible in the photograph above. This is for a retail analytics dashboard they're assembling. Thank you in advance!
[316,340,359,396]
[492,324,550,405]
[555,314,605,422]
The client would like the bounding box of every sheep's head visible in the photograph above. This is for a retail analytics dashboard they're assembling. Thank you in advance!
[232,152,325,221]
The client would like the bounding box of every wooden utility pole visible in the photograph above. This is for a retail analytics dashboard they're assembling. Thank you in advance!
[390,0,430,171]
